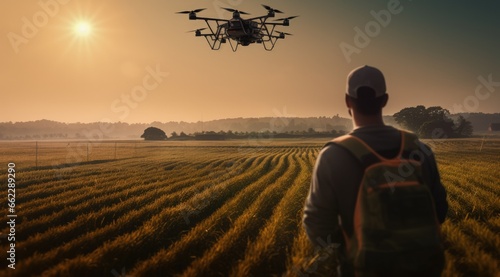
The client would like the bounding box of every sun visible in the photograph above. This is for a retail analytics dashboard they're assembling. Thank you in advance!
[75,21,92,36]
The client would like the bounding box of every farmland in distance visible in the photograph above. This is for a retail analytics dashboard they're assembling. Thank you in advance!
[0,138,498,276]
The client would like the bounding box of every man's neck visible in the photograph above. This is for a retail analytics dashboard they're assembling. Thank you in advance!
[352,112,385,129]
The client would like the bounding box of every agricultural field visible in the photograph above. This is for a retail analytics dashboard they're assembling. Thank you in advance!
[0,138,498,276]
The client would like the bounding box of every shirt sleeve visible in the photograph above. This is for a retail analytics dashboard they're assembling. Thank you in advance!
[302,146,341,247]
[420,142,448,223]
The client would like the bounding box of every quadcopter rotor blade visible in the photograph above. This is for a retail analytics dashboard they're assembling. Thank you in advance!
[186,28,207,33]
[262,4,284,13]
[176,8,206,14]
[274,16,299,21]
[276,31,292,35]
[221,7,250,15]
[221,7,236,12]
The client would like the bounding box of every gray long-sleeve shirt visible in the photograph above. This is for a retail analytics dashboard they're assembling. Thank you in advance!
[303,125,448,249]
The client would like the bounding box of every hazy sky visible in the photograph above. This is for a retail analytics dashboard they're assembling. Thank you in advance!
[1,0,499,123]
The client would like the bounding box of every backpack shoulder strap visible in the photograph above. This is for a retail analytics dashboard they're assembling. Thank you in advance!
[325,134,383,168]
[398,130,421,159]
[326,130,421,166]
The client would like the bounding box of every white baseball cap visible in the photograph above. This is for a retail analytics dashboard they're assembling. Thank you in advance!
[346,65,386,98]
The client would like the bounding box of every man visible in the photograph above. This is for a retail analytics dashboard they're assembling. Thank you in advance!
[302,65,448,276]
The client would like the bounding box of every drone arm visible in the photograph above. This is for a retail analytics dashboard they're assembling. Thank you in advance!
[246,15,271,21]
[192,16,229,23]
[261,22,277,38]
[201,19,222,37]
[263,22,288,27]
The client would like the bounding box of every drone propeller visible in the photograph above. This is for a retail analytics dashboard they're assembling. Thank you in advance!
[276,31,292,36]
[221,7,250,15]
[274,16,299,21]
[186,28,207,33]
[262,4,284,13]
[176,8,206,14]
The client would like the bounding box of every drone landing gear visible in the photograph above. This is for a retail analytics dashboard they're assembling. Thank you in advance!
[262,38,279,51]
[228,39,239,52]
[204,36,224,50]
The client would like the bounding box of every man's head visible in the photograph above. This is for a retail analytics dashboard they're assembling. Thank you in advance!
[345,65,388,116]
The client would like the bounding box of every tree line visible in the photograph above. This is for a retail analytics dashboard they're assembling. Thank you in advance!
[142,106,478,141]
[140,127,349,141]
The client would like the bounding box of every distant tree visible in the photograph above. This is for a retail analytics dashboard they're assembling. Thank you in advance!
[454,115,473,137]
[393,105,437,133]
[171,131,178,137]
[179,131,187,137]
[418,120,455,139]
[394,106,474,138]
[141,127,167,140]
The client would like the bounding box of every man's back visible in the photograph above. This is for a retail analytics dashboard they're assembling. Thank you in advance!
[303,125,448,276]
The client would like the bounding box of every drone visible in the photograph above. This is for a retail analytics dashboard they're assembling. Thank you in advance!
[177,5,298,52]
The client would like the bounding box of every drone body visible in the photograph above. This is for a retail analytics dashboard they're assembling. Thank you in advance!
[177,5,298,51]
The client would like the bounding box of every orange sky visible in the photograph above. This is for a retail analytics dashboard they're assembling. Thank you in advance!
[1,1,499,123]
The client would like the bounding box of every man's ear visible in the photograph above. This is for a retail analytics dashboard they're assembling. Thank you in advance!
[381,94,389,108]
[345,94,353,108]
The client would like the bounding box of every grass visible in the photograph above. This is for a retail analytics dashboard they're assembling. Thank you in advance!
[0,138,498,276]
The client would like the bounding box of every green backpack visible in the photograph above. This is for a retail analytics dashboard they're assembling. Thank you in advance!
[330,130,444,272]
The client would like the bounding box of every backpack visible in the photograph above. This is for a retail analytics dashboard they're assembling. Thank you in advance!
[329,130,444,273]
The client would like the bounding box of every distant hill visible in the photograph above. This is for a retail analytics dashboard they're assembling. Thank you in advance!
[0,116,352,140]
[0,113,498,140]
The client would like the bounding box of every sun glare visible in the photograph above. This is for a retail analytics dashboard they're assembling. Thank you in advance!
[75,21,92,36]
[58,7,108,60]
